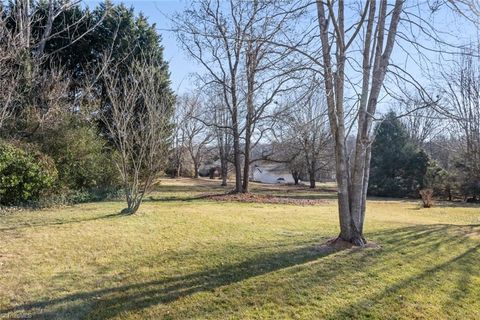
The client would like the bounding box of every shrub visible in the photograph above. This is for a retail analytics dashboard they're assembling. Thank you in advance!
[420,189,434,208]
[0,141,58,206]
[423,160,449,198]
[32,119,121,200]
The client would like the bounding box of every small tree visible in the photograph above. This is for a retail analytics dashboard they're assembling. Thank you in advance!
[101,56,173,214]
[419,189,434,208]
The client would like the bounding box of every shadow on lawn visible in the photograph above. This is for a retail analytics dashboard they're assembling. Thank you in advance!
[2,224,479,319]
[0,212,123,232]
[0,240,337,319]
[328,240,480,319]
[322,223,480,319]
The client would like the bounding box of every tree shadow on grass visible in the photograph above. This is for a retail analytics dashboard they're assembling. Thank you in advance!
[2,224,479,319]
[328,224,480,319]
[0,241,340,319]
[326,242,480,319]
[0,212,123,232]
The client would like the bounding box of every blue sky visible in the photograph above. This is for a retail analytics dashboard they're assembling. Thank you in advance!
[82,0,479,101]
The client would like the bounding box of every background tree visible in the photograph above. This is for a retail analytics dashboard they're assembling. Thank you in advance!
[278,83,333,188]
[174,0,300,193]
[438,49,480,201]
[203,86,232,186]
[177,94,213,179]
[368,112,429,198]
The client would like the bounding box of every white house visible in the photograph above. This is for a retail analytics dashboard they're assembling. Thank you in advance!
[251,162,295,184]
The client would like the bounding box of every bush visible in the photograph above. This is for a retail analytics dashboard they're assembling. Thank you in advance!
[422,160,452,200]
[32,119,120,199]
[419,189,434,208]
[0,141,58,206]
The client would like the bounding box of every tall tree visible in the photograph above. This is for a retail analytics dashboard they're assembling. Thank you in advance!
[174,0,299,193]
[368,112,429,198]
[177,94,213,179]
[438,48,480,200]
[314,0,405,245]
[309,0,477,245]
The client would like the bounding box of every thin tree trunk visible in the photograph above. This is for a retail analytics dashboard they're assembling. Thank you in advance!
[232,131,243,192]
[309,160,316,188]
[221,159,228,186]
[231,82,243,193]
[292,171,299,185]
[193,164,199,178]
[242,127,251,193]
[243,41,255,194]
[219,139,228,186]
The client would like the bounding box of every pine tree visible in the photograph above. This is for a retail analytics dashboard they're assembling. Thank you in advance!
[368,112,429,198]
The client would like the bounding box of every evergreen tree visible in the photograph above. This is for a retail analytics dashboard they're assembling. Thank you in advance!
[368,112,429,198]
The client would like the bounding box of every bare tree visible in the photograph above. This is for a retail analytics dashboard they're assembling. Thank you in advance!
[174,0,246,192]
[279,82,332,188]
[174,0,300,193]
[203,85,233,186]
[438,48,480,199]
[398,95,441,147]
[0,0,105,133]
[311,0,477,245]
[0,7,71,136]
[170,108,186,178]
[101,56,173,214]
[240,0,302,192]
[0,10,20,129]
[313,0,413,245]
[177,94,213,179]
[7,0,106,59]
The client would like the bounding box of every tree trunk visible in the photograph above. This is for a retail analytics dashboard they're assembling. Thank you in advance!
[242,42,255,194]
[231,94,243,192]
[232,132,243,192]
[123,193,143,215]
[292,171,300,185]
[221,166,228,186]
[309,172,316,188]
[220,152,228,187]
[242,136,251,193]
[309,161,316,189]
[175,162,181,178]
[193,165,199,178]
[316,0,403,246]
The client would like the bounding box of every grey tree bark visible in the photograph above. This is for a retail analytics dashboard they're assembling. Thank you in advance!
[316,0,403,245]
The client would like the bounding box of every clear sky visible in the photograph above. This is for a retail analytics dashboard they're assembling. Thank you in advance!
[82,0,479,100]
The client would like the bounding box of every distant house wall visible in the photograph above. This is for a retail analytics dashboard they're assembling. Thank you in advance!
[251,166,295,184]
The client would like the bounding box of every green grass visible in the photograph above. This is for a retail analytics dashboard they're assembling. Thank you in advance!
[1,178,479,319]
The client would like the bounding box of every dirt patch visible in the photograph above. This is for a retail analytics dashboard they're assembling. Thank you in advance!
[207,193,327,206]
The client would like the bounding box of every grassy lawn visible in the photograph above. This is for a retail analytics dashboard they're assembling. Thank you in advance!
[1,178,479,319]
